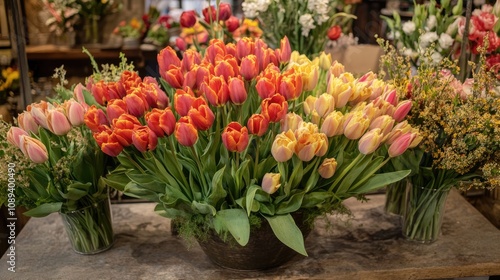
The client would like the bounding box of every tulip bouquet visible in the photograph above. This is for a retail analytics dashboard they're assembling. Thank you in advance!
[1,67,113,253]
[241,0,356,57]
[379,41,500,241]
[81,36,420,257]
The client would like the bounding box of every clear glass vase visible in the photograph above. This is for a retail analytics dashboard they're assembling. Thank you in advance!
[59,197,114,254]
[384,179,407,216]
[402,182,451,243]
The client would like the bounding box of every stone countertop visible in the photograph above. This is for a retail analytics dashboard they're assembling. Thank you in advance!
[1,190,499,280]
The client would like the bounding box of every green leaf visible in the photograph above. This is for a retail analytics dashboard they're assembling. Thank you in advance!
[207,167,227,207]
[192,201,217,215]
[244,185,260,216]
[353,170,411,194]
[63,182,91,200]
[214,209,250,246]
[264,214,307,256]
[302,191,335,208]
[276,192,304,214]
[24,202,63,217]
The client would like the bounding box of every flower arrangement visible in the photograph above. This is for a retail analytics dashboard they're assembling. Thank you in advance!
[241,0,356,57]
[113,18,145,39]
[382,0,464,64]
[379,40,500,240]
[81,36,421,256]
[0,66,113,252]
[74,0,122,44]
[43,0,81,37]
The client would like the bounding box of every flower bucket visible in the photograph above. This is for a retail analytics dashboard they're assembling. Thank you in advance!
[59,196,114,254]
[122,37,140,50]
[402,182,450,243]
[196,212,313,270]
[384,179,407,216]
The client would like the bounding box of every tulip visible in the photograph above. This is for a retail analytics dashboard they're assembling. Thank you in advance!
[163,66,184,88]
[293,63,319,92]
[201,76,230,107]
[181,49,202,73]
[205,39,227,64]
[145,108,165,137]
[262,173,281,194]
[236,37,255,60]
[180,10,197,28]
[369,115,395,136]
[388,132,417,157]
[280,112,303,132]
[327,77,352,108]
[279,71,303,101]
[19,135,48,163]
[174,88,197,117]
[318,52,332,71]
[196,64,212,90]
[28,101,51,130]
[124,91,149,117]
[318,158,338,179]
[158,47,181,77]
[65,99,86,126]
[218,3,232,21]
[159,108,177,136]
[276,36,291,64]
[188,104,215,131]
[358,128,384,154]
[255,76,276,99]
[228,77,247,104]
[329,61,345,77]
[90,80,108,105]
[392,100,412,122]
[175,117,198,146]
[271,130,296,162]
[132,126,158,152]
[105,81,125,100]
[261,94,288,123]
[226,42,237,57]
[294,131,328,162]
[93,128,124,157]
[240,55,259,80]
[327,25,342,41]
[84,105,109,133]
[321,111,344,137]
[202,5,217,23]
[222,122,249,153]
[47,107,72,136]
[303,95,317,116]
[73,83,89,110]
[143,76,170,109]
[17,111,39,135]
[7,127,29,149]
[343,111,370,140]
[215,59,237,82]
[315,93,335,118]
[176,37,187,52]
[112,114,141,147]
[383,89,399,106]
[119,70,142,94]
[247,114,269,136]
[385,121,413,144]
[225,16,240,32]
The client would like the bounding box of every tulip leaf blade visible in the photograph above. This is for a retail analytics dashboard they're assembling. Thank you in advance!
[23,202,63,217]
[207,166,227,207]
[264,214,307,256]
[244,184,260,216]
[352,170,411,194]
[214,209,250,246]
[275,192,304,215]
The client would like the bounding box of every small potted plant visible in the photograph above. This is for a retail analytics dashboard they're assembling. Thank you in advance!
[113,18,145,50]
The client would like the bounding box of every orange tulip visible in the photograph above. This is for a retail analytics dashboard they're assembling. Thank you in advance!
[158,46,181,77]
[159,108,177,136]
[143,77,170,109]
[294,130,328,162]
[279,70,303,101]
[215,59,237,82]
[145,108,165,137]
[181,49,202,72]
[276,36,291,64]
[106,99,128,122]
[240,54,259,80]
[222,122,249,152]
[188,104,215,131]
[175,117,198,146]
[119,70,142,94]
[318,158,338,179]
[261,93,288,123]
[124,91,149,117]
[163,65,184,88]
[236,37,256,60]
[84,105,109,133]
[247,114,269,136]
[174,88,197,117]
[93,127,124,157]
[132,126,158,152]
[201,76,230,107]
[228,77,247,104]
[112,114,141,147]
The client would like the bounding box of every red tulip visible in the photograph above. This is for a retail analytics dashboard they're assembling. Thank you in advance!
[202,5,217,23]
[106,99,128,122]
[327,25,342,41]
[228,77,247,104]
[132,126,158,152]
[218,3,232,21]
[124,91,149,117]
[145,108,165,137]
[159,108,177,136]
[84,105,109,133]
[214,59,237,81]
[175,117,198,146]
[176,37,187,51]
[143,76,169,109]
[240,54,259,80]
[158,46,181,77]
[225,16,240,32]
[261,93,288,123]
[106,81,126,100]
[247,114,269,136]
[180,10,197,28]
[188,104,215,131]
[174,88,197,116]
[236,37,256,60]
[201,76,230,107]
[222,122,249,153]
[112,114,141,147]
[163,65,184,88]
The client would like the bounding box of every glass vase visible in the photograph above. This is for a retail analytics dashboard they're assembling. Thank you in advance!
[384,179,407,216]
[402,181,451,243]
[59,197,114,254]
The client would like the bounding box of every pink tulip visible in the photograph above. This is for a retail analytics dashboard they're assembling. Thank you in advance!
[65,99,86,126]
[392,100,412,122]
[47,107,72,136]
[20,135,48,163]
[73,83,89,110]
[7,127,29,149]
[383,89,399,106]
[388,132,416,157]
[358,128,384,155]
[262,173,281,194]
[369,115,395,136]
[228,77,247,105]
[28,101,51,130]
[17,111,39,135]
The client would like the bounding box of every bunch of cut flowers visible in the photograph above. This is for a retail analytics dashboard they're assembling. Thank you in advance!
[79,35,421,256]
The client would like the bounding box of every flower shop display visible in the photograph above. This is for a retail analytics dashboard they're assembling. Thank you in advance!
[379,41,500,242]
[242,0,356,57]
[74,0,122,44]
[80,36,421,269]
[0,67,114,254]
[113,18,145,50]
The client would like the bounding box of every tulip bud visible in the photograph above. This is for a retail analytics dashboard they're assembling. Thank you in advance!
[65,99,86,126]
[132,126,158,152]
[159,108,177,136]
[303,95,317,116]
[47,107,72,136]
[343,111,370,140]
[236,37,256,60]
[17,111,39,135]
[358,128,384,154]
[175,117,198,146]
[225,16,240,32]
[280,112,303,132]
[262,173,281,194]
[247,114,269,136]
[271,130,296,162]
[218,3,232,21]
[318,52,332,71]
[7,127,29,149]
[315,93,335,118]
[277,36,291,63]
[73,83,89,110]
[392,100,412,122]
[180,10,197,28]
[321,111,344,137]
[327,25,342,41]
[222,122,249,153]
[228,77,247,104]
[19,135,48,163]
[388,132,417,157]
[318,158,338,179]
[29,101,51,130]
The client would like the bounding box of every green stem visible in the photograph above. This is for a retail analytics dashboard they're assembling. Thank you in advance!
[190,146,208,196]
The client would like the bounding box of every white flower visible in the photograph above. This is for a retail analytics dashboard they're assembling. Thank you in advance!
[402,21,416,35]
[419,32,438,48]
[438,33,454,50]
[425,15,437,31]
[446,17,461,36]
[299,14,315,36]
[242,0,272,18]
[431,51,443,63]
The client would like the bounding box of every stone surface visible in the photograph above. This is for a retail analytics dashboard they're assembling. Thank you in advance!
[1,190,500,279]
